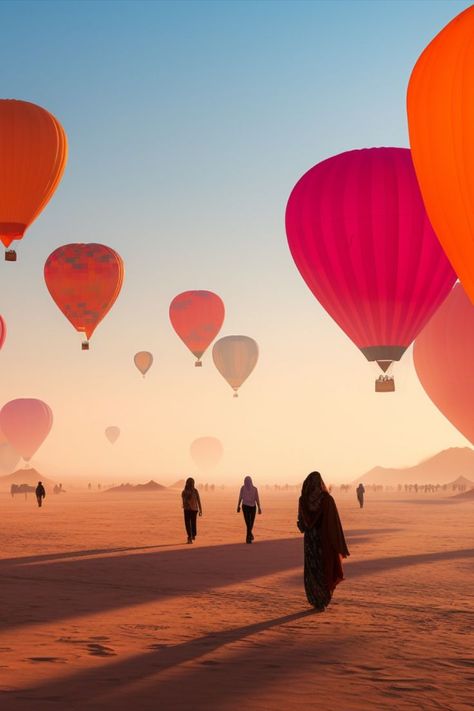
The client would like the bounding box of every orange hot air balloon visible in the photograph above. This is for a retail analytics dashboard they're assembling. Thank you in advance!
[169,291,225,366]
[44,244,124,349]
[105,426,120,444]
[0,398,53,462]
[134,351,153,377]
[0,99,67,261]
[414,284,474,445]
[212,335,259,397]
[190,437,223,469]
[407,6,474,304]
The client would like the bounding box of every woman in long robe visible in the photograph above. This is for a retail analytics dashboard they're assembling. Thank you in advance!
[297,471,349,610]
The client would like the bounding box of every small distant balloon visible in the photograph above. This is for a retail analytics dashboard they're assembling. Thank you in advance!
[169,290,225,366]
[134,351,153,377]
[0,398,53,462]
[190,437,223,469]
[105,426,120,444]
[212,336,259,397]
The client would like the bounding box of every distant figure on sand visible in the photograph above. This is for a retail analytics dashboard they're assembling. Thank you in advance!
[35,481,46,508]
[237,475,262,543]
[297,471,349,611]
[356,483,365,509]
[182,477,202,544]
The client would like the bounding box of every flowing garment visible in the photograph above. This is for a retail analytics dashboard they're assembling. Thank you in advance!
[298,490,349,610]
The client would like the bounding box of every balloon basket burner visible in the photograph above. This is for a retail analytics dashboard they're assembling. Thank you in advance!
[5,250,16,262]
[195,361,202,367]
[82,341,90,351]
[233,393,239,398]
[375,377,395,393]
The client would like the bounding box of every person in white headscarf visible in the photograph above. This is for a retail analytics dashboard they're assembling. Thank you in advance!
[237,475,262,543]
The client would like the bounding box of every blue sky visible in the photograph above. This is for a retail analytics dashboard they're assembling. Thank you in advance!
[0,0,470,483]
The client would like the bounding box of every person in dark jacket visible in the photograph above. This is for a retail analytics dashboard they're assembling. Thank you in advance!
[356,483,365,509]
[297,471,349,611]
[35,481,46,508]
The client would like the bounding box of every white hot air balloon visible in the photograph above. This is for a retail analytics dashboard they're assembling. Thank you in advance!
[212,336,259,397]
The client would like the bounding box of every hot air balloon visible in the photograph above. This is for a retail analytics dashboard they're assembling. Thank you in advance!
[0,399,53,462]
[169,291,225,366]
[212,336,259,397]
[407,6,474,305]
[190,437,223,469]
[44,244,124,349]
[414,284,474,445]
[0,443,21,472]
[105,426,120,444]
[0,99,67,261]
[0,316,6,351]
[285,147,457,391]
[134,351,153,377]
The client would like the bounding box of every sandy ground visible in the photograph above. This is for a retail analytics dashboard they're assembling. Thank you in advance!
[0,488,472,711]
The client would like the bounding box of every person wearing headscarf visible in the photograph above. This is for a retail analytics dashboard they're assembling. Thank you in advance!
[181,477,202,544]
[237,475,262,544]
[297,471,349,610]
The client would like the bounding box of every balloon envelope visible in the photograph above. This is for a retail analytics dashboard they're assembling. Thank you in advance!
[414,284,474,445]
[134,351,153,376]
[44,244,124,341]
[169,291,225,363]
[190,437,223,469]
[0,316,6,350]
[0,100,67,249]
[105,426,120,444]
[0,442,21,472]
[0,398,53,461]
[407,6,474,304]
[285,148,456,370]
[212,336,259,395]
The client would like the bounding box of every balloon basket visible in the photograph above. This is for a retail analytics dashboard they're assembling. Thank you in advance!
[375,376,395,392]
[195,360,202,367]
[233,393,239,398]
[5,249,16,262]
[82,340,90,351]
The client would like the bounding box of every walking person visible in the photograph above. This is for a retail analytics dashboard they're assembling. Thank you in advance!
[297,471,349,611]
[237,475,262,543]
[182,477,202,544]
[356,483,365,509]
[35,481,46,508]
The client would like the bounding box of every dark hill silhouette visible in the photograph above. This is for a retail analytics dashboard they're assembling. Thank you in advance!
[354,447,474,485]
[105,480,166,493]
[452,488,474,499]
[0,468,56,491]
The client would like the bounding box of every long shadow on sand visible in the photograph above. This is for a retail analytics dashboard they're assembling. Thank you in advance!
[1,529,378,632]
[2,531,471,634]
[7,610,358,710]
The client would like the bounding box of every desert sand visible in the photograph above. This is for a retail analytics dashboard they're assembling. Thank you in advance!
[0,488,472,711]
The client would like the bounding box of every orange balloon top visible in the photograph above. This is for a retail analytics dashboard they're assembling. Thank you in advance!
[44,243,124,340]
[0,99,68,247]
[407,6,474,304]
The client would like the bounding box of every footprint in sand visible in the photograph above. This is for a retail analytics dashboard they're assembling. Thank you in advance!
[28,657,65,664]
[86,643,116,657]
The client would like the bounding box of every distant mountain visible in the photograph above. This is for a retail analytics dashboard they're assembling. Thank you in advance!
[446,475,474,488]
[452,488,474,499]
[169,479,185,489]
[354,447,474,485]
[104,480,166,493]
[0,468,56,491]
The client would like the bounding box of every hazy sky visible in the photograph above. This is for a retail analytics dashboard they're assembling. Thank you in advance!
[0,0,471,485]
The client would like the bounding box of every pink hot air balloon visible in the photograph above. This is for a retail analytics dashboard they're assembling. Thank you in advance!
[285,148,457,391]
[0,398,53,462]
[190,437,223,469]
[414,284,474,444]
